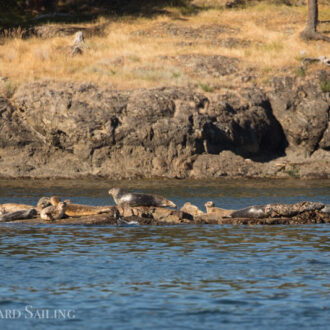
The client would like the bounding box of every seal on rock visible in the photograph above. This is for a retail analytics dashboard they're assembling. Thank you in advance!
[0,203,35,213]
[230,205,266,218]
[0,208,37,222]
[230,201,325,219]
[50,196,114,217]
[180,202,204,217]
[204,201,234,218]
[108,188,176,208]
[36,197,52,213]
[40,201,67,221]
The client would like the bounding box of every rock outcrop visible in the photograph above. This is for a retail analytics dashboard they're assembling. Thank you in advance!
[0,70,328,179]
[10,201,330,226]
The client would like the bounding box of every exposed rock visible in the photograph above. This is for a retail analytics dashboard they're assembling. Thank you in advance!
[9,203,330,226]
[269,71,329,155]
[24,23,107,39]
[230,201,325,218]
[71,31,88,56]
[8,81,287,178]
[0,70,328,179]
[225,0,245,8]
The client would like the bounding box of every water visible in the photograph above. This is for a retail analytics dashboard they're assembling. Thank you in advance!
[0,179,329,329]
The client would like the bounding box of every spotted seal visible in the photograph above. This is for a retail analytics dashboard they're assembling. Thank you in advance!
[40,200,67,221]
[204,201,234,218]
[230,205,266,218]
[0,203,35,214]
[108,188,176,208]
[0,209,37,222]
[230,201,325,219]
[50,196,114,217]
[180,202,204,217]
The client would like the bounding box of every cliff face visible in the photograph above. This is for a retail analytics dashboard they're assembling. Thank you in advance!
[0,71,329,179]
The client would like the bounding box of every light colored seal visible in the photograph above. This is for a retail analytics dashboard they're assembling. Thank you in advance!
[0,203,35,213]
[321,205,330,214]
[50,196,114,217]
[36,197,52,213]
[180,202,204,217]
[204,201,234,218]
[40,201,67,221]
[108,188,176,208]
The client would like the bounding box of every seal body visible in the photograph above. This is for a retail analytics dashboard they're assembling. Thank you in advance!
[180,202,204,217]
[36,197,52,213]
[204,201,234,218]
[0,209,37,222]
[0,203,34,213]
[109,188,176,208]
[230,201,325,219]
[230,205,266,218]
[50,196,114,217]
[40,201,66,221]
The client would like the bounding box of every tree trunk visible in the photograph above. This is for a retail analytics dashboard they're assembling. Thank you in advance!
[300,0,330,41]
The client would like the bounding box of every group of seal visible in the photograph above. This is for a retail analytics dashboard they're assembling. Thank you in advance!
[0,187,329,223]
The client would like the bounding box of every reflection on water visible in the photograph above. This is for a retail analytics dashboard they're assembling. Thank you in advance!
[0,179,329,329]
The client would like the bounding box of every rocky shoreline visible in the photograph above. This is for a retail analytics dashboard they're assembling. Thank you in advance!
[10,203,330,226]
[0,70,329,179]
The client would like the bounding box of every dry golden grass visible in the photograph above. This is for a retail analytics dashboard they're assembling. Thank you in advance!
[0,3,329,92]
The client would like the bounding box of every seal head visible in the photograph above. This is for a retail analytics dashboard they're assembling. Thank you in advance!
[40,200,67,221]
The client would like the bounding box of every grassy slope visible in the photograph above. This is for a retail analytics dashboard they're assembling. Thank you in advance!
[0,1,329,94]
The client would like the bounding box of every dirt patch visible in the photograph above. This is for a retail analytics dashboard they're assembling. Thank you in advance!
[21,23,107,39]
[132,22,238,39]
[162,54,239,77]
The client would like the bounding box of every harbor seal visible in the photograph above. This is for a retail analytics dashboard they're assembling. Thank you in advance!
[230,201,325,218]
[180,202,205,217]
[204,201,234,218]
[36,197,52,213]
[0,208,37,222]
[108,188,177,208]
[230,205,266,218]
[40,201,67,221]
[50,196,114,217]
[0,203,35,213]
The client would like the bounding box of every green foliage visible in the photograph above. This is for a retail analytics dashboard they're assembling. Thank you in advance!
[320,80,330,93]
[0,79,17,98]
[199,82,214,92]
[295,66,305,77]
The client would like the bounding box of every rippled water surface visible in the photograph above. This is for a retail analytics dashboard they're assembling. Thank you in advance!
[0,179,329,329]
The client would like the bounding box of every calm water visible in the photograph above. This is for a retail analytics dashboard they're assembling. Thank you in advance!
[0,179,329,329]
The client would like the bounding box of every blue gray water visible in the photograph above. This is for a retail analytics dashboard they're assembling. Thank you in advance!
[0,179,329,329]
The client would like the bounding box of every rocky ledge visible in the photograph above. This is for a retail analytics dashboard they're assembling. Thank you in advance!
[0,70,329,179]
[6,201,330,226]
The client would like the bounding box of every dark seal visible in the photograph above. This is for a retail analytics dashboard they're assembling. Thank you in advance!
[108,188,176,208]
